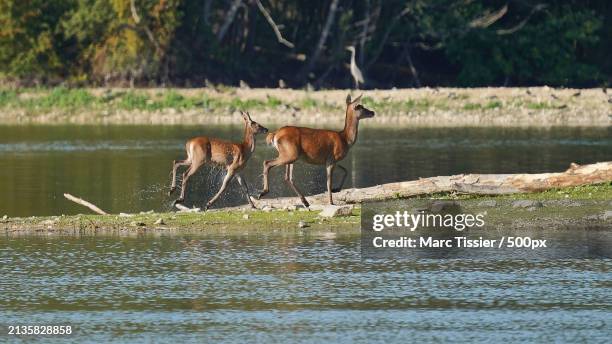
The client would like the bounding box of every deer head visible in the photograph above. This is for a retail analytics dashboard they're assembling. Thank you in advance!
[345,94,375,120]
[241,111,269,135]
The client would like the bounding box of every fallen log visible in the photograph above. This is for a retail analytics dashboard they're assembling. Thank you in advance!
[63,193,107,215]
[253,161,612,208]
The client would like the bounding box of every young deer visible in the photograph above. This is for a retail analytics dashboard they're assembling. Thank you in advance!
[258,94,375,206]
[169,111,268,210]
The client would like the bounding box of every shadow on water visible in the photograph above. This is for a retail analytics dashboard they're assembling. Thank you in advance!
[0,125,610,216]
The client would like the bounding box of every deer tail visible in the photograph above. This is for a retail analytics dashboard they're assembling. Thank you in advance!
[265,132,276,147]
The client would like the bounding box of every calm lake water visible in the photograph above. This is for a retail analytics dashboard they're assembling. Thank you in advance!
[1,125,611,342]
[1,234,611,343]
[0,125,610,217]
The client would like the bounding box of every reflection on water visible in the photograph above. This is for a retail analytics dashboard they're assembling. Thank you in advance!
[0,234,610,343]
[0,125,610,216]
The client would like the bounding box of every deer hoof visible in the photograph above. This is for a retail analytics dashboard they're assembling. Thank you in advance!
[172,198,184,206]
[302,199,310,208]
[257,191,268,200]
[168,187,176,196]
[331,188,342,193]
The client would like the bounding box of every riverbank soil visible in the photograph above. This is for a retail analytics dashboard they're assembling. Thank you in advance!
[0,87,609,126]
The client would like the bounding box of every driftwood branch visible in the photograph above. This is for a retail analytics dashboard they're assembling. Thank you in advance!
[253,162,612,208]
[255,0,294,48]
[64,193,108,215]
[174,203,201,212]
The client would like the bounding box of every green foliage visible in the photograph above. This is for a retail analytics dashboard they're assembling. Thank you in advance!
[0,89,18,106]
[117,92,150,110]
[265,96,283,107]
[0,86,596,117]
[37,88,97,108]
[0,0,610,87]
[422,182,612,201]
[524,101,561,110]
[447,4,604,86]
[404,99,436,111]
[0,0,72,80]
[300,98,319,109]
[0,88,99,111]
[463,101,502,111]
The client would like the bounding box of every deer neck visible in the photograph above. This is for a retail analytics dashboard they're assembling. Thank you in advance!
[242,126,256,154]
[341,111,359,146]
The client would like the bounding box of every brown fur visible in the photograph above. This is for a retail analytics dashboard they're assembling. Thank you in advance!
[259,94,375,206]
[169,111,268,210]
[265,132,275,146]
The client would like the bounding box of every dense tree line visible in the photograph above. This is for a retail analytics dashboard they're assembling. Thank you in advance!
[0,0,610,88]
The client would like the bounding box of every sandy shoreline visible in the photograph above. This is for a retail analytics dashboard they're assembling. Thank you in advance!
[0,87,610,127]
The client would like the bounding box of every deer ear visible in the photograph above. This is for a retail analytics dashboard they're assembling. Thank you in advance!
[346,94,352,105]
[352,94,363,104]
[240,111,249,121]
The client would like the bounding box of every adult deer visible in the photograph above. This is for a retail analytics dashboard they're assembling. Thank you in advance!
[169,111,268,210]
[258,94,375,207]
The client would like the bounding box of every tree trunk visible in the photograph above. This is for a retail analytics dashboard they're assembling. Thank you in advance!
[297,0,340,82]
[358,0,370,66]
[217,0,243,42]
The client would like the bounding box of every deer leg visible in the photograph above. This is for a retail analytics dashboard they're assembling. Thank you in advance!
[259,143,299,199]
[258,159,273,199]
[205,168,235,210]
[236,174,256,209]
[169,160,190,196]
[332,165,348,193]
[258,158,292,199]
[175,161,203,205]
[326,163,335,205]
[285,164,309,208]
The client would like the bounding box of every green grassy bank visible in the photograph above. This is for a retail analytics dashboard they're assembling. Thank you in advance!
[0,87,573,114]
[0,87,609,126]
[2,183,610,235]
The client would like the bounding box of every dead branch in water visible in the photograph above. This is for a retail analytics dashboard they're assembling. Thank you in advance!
[174,203,201,212]
[63,193,108,215]
[253,161,612,208]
